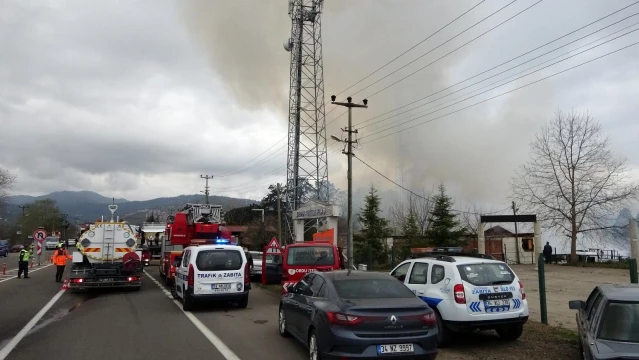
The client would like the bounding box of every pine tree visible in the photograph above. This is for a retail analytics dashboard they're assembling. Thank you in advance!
[354,186,391,265]
[426,184,467,247]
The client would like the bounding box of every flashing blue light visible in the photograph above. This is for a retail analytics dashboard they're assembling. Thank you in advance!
[214,239,230,244]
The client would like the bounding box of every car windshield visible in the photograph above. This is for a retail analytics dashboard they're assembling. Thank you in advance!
[286,246,334,266]
[333,278,417,299]
[599,302,639,343]
[195,250,243,271]
[456,263,515,286]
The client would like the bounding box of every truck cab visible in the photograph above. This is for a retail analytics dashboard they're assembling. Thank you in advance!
[280,242,345,294]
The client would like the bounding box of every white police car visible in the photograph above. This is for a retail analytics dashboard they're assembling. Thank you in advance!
[174,243,251,311]
[390,252,528,346]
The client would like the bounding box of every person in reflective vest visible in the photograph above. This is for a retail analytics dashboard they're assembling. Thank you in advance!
[53,243,72,283]
[18,245,34,279]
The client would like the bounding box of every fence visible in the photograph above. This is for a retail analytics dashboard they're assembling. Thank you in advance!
[525,254,638,330]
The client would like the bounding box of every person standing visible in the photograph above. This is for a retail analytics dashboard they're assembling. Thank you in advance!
[543,241,553,264]
[53,243,72,283]
[17,244,34,279]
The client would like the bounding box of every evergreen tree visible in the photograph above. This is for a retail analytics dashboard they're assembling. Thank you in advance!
[426,184,467,247]
[354,186,391,265]
[403,208,422,247]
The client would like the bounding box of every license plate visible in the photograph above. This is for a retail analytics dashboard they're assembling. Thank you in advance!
[485,299,510,307]
[377,344,414,354]
[211,283,232,290]
[100,278,114,282]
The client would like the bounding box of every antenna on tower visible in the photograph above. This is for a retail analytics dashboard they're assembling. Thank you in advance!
[283,0,329,245]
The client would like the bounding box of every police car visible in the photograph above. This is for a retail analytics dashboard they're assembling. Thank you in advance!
[173,242,251,311]
[389,252,528,346]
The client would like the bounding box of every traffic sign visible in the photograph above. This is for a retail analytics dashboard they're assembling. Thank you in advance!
[36,241,42,255]
[33,229,48,242]
[265,237,282,254]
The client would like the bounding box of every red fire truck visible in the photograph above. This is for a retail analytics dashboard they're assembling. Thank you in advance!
[158,203,233,286]
[280,241,345,294]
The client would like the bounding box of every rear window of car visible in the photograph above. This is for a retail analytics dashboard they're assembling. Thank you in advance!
[599,302,639,343]
[196,250,243,271]
[286,246,335,266]
[0,240,8,246]
[456,262,515,286]
[333,278,417,299]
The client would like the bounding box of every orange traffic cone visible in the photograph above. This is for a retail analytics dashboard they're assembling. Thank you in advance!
[30,259,34,269]
[61,279,69,290]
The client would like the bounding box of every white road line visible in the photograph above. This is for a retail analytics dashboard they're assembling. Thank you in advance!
[0,289,66,360]
[0,264,54,284]
[144,270,241,360]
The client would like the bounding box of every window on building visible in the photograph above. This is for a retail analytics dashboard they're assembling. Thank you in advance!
[522,238,534,252]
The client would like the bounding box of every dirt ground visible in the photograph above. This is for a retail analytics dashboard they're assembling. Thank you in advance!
[510,264,631,330]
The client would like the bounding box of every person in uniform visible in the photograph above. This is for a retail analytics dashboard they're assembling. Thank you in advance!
[17,244,34,279]
[53,243,72,282]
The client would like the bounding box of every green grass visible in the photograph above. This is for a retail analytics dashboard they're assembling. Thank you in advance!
[255,283,282,294]
[526,321,579,343]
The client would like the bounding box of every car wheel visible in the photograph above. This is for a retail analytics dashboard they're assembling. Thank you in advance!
[170,282,179,300]
[435,310,452,347]
[308,329,322,360]
[237,294,249,309]
[278,306,291,337]
[496,323,524,341]
[182,290,194,311]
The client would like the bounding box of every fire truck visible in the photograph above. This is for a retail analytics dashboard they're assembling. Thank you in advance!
[159,203,233,286]
[69,205,143,291]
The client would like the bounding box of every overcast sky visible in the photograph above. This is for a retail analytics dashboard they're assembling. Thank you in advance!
[1,0,638,224]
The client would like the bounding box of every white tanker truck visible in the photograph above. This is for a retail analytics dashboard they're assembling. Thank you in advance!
[69,204,143,291]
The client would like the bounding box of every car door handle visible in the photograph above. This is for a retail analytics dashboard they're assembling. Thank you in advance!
[417,291,424,295]
[294,303,299,308]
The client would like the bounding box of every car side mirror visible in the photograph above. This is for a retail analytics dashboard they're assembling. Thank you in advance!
[287,283,297,293]
[397,274,406,282]
[569,300,586,310]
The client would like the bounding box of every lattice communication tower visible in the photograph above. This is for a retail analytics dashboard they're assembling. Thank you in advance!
[283,0,329,243]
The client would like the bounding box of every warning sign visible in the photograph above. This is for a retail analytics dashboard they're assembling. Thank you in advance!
[265,237,282,254]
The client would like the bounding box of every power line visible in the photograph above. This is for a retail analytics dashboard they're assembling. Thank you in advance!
[356,4,639,128]
[359,39,639,144]
[360,21,639,133]
[353,153,510,215]
[327,0,542,126]
[214,135,287,177]
[334,0,487,97]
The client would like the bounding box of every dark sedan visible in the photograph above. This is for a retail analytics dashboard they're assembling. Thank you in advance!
[278,270,438,360]
[569,284,639,359]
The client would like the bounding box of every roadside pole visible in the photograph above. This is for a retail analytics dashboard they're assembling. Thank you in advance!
[537,253,548,324]
[630,259,638,284]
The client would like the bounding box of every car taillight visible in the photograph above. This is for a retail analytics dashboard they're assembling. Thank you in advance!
[327,312,368,326]
[170,265,176,274]
[519,280,526,300]
[454,284,466,304]
[420,312,437,327]
[244,263,250,284]
[72,278,84,283]
[187,264,194,287]
[127,276,140,281]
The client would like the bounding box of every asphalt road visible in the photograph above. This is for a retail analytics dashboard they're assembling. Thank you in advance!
[3,257,560,360]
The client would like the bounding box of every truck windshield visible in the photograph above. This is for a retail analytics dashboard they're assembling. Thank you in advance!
[286,246,334,266]
[196,250,243,271]
[599,302,639,343]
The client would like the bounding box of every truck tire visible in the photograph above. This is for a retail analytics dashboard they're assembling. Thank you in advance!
[237,294,249,309]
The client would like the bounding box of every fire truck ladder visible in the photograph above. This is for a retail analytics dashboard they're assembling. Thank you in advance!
[102,223,114,263]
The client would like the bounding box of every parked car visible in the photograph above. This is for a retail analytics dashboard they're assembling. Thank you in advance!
[66,238,76,247]
[390,251,528,346]
[0,240,8,257]
[10,244,24,253]
[279,270,438,359]
[249,251,281,281]
[568,284,639,359]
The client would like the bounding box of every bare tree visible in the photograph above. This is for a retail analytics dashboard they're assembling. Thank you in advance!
[389,191,435,237]
[0,167,16,211]
[459,204,507,236]
[511,111,639,263]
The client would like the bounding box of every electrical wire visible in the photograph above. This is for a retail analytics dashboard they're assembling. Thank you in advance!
[353,153,511,215]
[358,39,639,144]
[360,22,639,133]
[355,5,639,128]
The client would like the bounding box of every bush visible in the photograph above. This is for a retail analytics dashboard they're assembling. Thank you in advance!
[562,260,630,270]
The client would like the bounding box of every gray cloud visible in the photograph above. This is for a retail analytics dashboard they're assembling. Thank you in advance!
[0,0,638,210]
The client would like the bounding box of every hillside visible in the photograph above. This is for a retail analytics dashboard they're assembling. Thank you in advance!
[3,191,258,224]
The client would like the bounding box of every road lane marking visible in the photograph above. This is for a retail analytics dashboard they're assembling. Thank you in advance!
[0,289,66,359]
[144,270,241,360]
[0,264,54,284]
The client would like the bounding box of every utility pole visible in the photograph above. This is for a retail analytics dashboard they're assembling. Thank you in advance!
[512,201,520,264]
[276,183,282,244]
[18,205,29,216]
[330,95,368,275]
[200,175,213,204]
